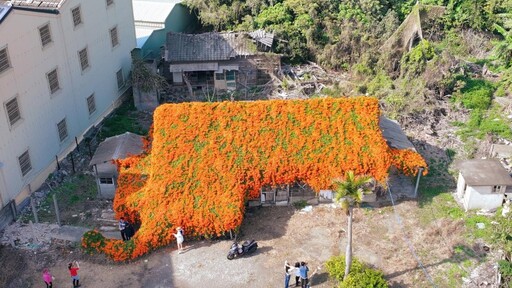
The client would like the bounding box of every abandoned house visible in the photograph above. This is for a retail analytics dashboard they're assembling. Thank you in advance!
[163,30,280,95]
[254,117,424,207]
[89,132,144,199]
[456,159,512,211]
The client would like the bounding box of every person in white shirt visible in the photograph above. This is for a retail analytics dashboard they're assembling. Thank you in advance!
[173,227,184,253]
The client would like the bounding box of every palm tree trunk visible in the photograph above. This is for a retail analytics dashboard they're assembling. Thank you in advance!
[344,206,353,279]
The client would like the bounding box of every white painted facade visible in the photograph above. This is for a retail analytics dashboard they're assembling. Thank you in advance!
[0,0,136,208]
[457,172,505,211]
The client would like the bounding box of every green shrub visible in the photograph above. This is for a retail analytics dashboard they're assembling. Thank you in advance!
[458,78,494,110]
[342,268,388,288]
[81,230,106,254]
[292,200,308,210]
[326,255,388,288]
[367,72,394,98]
[400,39,436,76]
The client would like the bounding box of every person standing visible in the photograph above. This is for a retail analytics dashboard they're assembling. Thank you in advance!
[118,217,128,241]
[173,227,184,253]
[68,260,80,287]
[284,260,293,288]
[42,268,53,288]
[294,262,301,287]
[299,261,309,288]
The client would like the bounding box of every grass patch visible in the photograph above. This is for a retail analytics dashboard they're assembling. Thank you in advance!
[417,185,495,241]
[417,185,464,226]
[453,77,494,110]
[22,174,97,226]
[98,97,147,141]
[457,105,512,141]
[465,214,493,240]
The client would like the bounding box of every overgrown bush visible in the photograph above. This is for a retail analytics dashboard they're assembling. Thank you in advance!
[82,230,106,254]
[326,255,388,288]
[400,40,436,76]
[457,78,494,110]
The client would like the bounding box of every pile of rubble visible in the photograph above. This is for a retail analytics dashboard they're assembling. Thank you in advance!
[0,221,59,251]
[270,62,346,100]
[463,259,500,287]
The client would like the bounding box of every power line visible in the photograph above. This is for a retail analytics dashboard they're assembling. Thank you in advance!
[387,184,438,287]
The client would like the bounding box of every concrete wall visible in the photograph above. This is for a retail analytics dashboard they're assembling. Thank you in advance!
[0,1,136,208]
[457,172,465,199]
[464,185,504,211]
[95,161,117,199]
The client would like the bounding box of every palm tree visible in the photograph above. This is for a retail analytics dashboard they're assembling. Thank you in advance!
[333,171,372,279]
[493,24,512,67]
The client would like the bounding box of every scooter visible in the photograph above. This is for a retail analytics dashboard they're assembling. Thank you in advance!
[227,239,258,260]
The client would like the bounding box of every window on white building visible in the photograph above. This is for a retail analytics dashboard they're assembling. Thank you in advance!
[4,96,21,126]
[47,68,60,94]
[71,6,82,27]
[493,185,502,193]
[18,150,32,177]
[39,23,52,47]
[110,26,119,47]
[87,94,96,115]
[57,118,68,142]
[106,0,114,6]
[116,69,124,90]
[99,177,114,184]
[0,46,11,74]
[78,48,89,71]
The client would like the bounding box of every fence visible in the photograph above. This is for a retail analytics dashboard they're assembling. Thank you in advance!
[0,199,26,231]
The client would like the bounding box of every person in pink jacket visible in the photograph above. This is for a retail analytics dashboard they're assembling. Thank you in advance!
[42,268,53,288]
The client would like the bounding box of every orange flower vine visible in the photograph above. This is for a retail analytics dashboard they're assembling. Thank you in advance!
[82,97,427,261]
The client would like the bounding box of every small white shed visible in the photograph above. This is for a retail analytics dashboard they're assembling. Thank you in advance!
[89,132,144,199]
[457,159,512,211]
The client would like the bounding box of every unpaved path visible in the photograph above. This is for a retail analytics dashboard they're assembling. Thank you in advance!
[20,201,474,287]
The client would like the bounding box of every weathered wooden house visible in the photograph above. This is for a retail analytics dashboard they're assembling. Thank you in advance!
[254,117,424,206]
[163,30,280,93]
[456,159,512,211]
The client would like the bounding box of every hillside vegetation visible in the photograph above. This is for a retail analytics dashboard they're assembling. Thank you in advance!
[184,0,512,141]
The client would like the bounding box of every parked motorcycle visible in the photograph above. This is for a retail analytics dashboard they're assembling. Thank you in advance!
[227,239,258,260]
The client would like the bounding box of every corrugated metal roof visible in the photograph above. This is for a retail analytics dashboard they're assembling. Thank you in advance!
[89,132,144,166]
[379,116,416,151]
[166,32,258,62]
[458,159,512,186]
[132,0,180,24]
[249,29,274,47]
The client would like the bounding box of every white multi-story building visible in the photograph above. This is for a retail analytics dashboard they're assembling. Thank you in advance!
[0,0,136,213]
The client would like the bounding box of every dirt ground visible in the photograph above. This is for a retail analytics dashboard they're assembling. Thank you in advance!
[1,89,496,287]
[5,198,486,288]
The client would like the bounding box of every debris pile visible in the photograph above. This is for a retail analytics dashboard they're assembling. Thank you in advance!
[0,222,59,251]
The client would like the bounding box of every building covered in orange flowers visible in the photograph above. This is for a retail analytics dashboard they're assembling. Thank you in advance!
[82,96,427,261]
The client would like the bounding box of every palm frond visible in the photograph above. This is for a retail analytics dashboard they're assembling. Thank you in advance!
[333,171,373,208]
